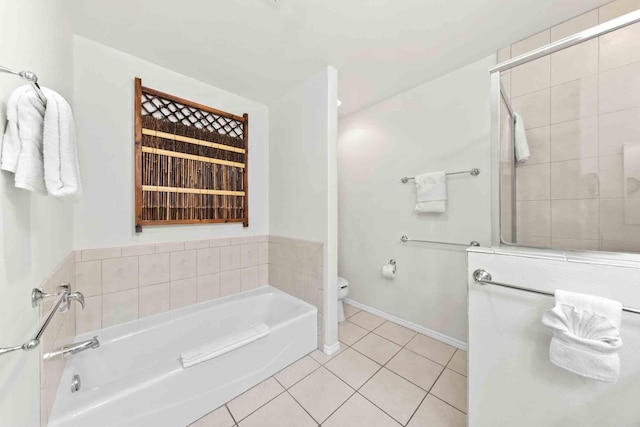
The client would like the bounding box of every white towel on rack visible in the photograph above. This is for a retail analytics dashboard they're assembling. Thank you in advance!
[414,171,446,213]
[514,112,530,163]
[42,88,82,198]
[541,290,623,382]
[1,85,32,173]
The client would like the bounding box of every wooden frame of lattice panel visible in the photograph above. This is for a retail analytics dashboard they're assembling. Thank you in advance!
[134,78,249,232]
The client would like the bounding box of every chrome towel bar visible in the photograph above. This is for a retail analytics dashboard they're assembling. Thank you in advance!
[473,269,640,315]
[0,64,47,105]
[401,168,479,183]
[401,235,480,247]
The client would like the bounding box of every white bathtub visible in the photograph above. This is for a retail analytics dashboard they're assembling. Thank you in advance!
[48,286,317,427]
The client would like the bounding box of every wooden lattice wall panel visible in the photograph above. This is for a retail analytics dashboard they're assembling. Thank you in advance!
[134,78,248,231]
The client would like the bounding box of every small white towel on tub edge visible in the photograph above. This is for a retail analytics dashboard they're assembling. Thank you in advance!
[180,323,270,368]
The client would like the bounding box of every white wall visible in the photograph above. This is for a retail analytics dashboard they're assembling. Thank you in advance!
[269,66,339,352]
[0,1,74,425]
[338,56,494,344]
[468,248,640,426]
[72,36,269,249]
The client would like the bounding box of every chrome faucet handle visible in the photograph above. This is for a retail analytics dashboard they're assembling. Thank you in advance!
[66,291,85,310]
[32,283,70,308]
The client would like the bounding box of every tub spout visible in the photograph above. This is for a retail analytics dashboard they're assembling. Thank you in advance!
[44,336,100,361]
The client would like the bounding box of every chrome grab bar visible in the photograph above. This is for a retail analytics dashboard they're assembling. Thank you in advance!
[472,269,640,315]
[401,168,480,183]
[401,235,480,248]
[0,284,85,357]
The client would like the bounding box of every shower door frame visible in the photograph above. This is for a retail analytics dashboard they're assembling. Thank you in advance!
[490,9,640,253]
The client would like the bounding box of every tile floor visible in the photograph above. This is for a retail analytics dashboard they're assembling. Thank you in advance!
[188,303,467,427]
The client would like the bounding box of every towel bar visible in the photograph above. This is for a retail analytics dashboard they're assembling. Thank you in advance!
[473,269,640,315]
[401,235,480,247]
[401,168,479,183]
[0,64,46,105]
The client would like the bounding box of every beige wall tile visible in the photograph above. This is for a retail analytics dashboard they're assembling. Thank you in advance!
[550,117,598,161]
[523,126,551,164]
[139,282,170,318]
[241,243,258,268]
[551,39,598,86]
[516,200,551,237]
[512,30,550,56]
[600,22,640,72]
[209,238,231,247]
[76,295,102,334]
[121,244,155,257]
[76,260,101,297]
[231,236,253,245]
[258,264,269,286]
[220,245,241,271]
[599,0,640,23]
[599,155,625,197]
[511,57,550,98]
[197,247,220,276]
[600,198,640,241]
[170,278,197,309]
[599,62,640,114]
[102,289,138,327]
[599,108,640,155]
[516,235,551,247]
[258,242,268,265]
[81,247,121,261]
[156,242,185,253]
[551,199,599,239]
[551,238,601,251]
[497,46,511,63]
[501,71,511,98]
[240,266,259,291]
[515,163,550,200]
[197,273,220,302]
[170,250,197,280]
[139,253,170,286]
[102,256,138,293]
[550,158,599,199]
[185,240,209,250]
[551,10,599,42]
[601,239,640,252]
[220,270,241,296]
[511,89,550,129]
[551,76,598,124]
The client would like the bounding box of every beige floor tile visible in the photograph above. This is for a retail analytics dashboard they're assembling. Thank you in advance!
[325,348,381,389]
[373,321,417,346]
[386,349,444,391]
[405,334,456,366]
[227,377,284,421]
[338,321,368,346]
[352,333,401,365]
[359,368,426,425]
[189,406,235,427]
[431,369,467,413]
[289,367,354,423]
[309,347,346,365]
[238,392,316,427]
[323,393,401,427]
[343,303,361,319]
[349,311,386,331]
[275,356,320,388]
[446,350,467,377]
[407,394,466,427]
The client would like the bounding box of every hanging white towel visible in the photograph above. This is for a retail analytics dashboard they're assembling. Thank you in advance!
[42,88,82,198]
[1,85,33,173]
[414,171,446,213]
[513,112,530,163]
[541,290,623,382]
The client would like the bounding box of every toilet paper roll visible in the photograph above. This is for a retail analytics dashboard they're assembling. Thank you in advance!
[382,264,395,279]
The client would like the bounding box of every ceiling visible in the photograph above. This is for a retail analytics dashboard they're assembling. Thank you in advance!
[69,0,607,116]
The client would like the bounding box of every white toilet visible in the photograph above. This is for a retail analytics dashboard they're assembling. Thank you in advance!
[337,276,349,322]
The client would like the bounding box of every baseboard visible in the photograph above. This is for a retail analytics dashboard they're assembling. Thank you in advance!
[323,341,341,355]
[343,298,467,351]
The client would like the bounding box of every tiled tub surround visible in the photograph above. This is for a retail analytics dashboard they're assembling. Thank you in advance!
[267,236,324,349]
[188,303,467,427]
[499,0,640,253]
[74,237,269,334]
[39,253,77,426]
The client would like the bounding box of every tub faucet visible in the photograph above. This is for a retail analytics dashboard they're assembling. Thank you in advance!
[43,336,100,361]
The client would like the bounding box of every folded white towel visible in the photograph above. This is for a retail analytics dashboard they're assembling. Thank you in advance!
[513,112,530,163]
[42,88,82,198]
[1,85,32,173]
[541,290,623,382]
[415,171,446,213]
[180,323,270,368]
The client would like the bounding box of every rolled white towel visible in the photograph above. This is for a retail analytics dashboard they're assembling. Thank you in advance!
[513,112,530,163]
[541,290,623,382]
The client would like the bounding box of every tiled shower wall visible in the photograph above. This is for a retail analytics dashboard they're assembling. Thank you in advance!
[267,236,324,349]
[499,0,640,253]
[39,253,76,426]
